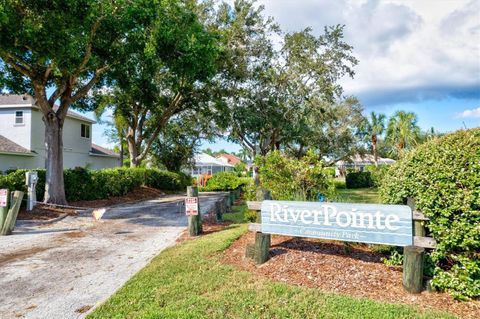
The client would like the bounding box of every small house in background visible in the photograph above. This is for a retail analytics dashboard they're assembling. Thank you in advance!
[216,153,242,166]
[0,94,121,172]
[335,154,395,177]
[189,153,234,179]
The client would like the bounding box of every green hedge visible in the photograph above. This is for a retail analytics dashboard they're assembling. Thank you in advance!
[0,167,191,202]
[345,171,374,188]
[380,128,480,300]
[199,172,250,192]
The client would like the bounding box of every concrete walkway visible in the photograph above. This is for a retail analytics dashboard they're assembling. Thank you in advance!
[0,193,225,319]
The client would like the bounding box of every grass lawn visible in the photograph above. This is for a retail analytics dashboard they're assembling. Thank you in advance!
[87,223,455,319]
[335,188,382,204]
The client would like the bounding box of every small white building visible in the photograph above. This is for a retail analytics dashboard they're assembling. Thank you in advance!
[335,154,395,177]
[0,94,120,172]
[188,153,234,178]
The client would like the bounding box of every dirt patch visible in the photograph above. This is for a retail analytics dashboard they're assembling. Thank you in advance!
[62,231,87,239]
[0,246,52,267]
[223,232,480,319]
[75,305,92,314]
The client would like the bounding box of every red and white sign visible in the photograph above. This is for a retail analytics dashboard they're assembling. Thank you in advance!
[185,197,199,216]
[0,189,8,207]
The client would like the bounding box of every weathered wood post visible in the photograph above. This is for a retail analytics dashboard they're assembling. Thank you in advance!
[215,200,223,222]
[224,193,231,213]
[186,186,202,236]
[408,198,426,237]
[253,189,271,264]
[1,191,24,236]
[403,197,426,293]
[0,189,9,231]
[403,246,425,293]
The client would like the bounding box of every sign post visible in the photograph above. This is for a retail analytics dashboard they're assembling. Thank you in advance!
[0,189,9,231]
[186,186,202,236]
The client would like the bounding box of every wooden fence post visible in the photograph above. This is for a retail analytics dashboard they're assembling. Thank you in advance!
[403,246,425,293]
[187,186,202,236]
[1,191,24,236]
[404,197,426,293]
[252,189,271,264]
[407,198,426,237]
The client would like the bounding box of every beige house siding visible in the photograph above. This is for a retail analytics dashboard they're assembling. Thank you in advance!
[0,107,32,150]
[0,153,37,172]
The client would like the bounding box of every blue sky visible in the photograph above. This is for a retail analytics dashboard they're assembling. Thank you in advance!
[89,0,480,152]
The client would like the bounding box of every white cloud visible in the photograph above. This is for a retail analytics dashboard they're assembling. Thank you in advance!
[456,107,480,119]
[257,0,480,106]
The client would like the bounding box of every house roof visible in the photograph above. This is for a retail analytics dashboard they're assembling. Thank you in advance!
[0,134,34,155]
[194,153,234,167]
[0,94,96,123]
[90,144,120,158]
[216,153,242,165]
[335,154,396,166]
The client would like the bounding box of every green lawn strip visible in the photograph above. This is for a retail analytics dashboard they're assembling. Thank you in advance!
[88,225,455,319]
[335,188,381,203]
[223,204,248,224]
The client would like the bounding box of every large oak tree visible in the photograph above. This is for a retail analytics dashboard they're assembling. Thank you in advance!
[0,0,157,204]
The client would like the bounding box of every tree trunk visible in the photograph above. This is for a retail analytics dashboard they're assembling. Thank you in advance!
[126,129,140,168]
[43,115,67,205]
[372,134,378,167]
[119,137,124,167]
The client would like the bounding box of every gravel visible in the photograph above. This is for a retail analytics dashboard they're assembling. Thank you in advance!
[0,193,225,319]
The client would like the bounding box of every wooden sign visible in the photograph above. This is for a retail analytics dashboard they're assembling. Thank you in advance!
[0,189,7,207]
[260,200,413,246]
[185,197,199,216]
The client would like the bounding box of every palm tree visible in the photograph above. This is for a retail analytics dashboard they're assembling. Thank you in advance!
[365,112,386,166]
[386,111,420,156]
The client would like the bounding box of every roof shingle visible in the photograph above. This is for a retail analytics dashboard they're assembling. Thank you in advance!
[0,135,32,154]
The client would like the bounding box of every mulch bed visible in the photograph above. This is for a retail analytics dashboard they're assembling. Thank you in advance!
[17,186,167,221]
[222,232,480,319]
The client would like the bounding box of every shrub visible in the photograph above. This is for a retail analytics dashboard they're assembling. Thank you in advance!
[0,167,190,202]
[323,167,336,178]
[255,150,333,201]
[364,165,389,187]
[201,172,249,192]
[345,171,374,188]
[380,128,480,300]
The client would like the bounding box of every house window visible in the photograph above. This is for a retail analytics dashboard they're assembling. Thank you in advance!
[81,124,90,138]
[15,111,24,125]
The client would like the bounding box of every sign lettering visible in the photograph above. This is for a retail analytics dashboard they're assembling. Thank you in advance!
[0,189,7,207]
[261,200,412,246]
[185,197,199,216]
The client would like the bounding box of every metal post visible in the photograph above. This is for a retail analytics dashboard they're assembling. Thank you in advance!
[25,171,38,211]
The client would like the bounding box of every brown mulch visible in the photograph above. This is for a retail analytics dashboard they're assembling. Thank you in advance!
[17,186,167,221]
[69,186,166,208]
[223,232,480,319]
[17,205,75,221]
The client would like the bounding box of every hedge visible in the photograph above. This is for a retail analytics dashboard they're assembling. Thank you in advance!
[380,128,480,300]
[345,171,374,188]
[199,172,250,192]
[0,167,191,202]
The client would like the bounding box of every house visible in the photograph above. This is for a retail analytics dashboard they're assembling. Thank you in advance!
[216,153,242,166]
[188,153,234,178]
[334,154,395,177]
[0,94,121,172]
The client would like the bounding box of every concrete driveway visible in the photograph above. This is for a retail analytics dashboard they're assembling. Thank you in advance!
[0,193,224,319]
